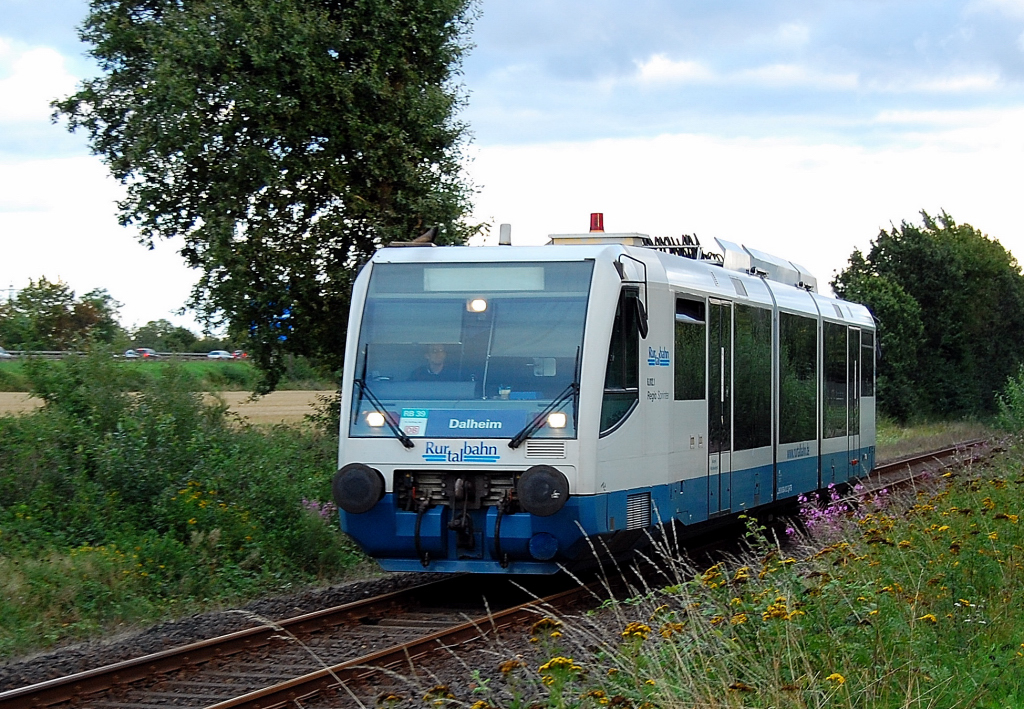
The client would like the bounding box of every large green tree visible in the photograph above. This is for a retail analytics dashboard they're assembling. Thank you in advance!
[56,0,477,390]
[833,211,1024,420]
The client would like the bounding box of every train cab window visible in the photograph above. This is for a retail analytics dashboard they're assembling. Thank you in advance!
[862,330,875,397]
[600,288,640,433]
[779,313,817,444]
[823,321,848,439]
[674,297,705,401]
[734,305,772,450]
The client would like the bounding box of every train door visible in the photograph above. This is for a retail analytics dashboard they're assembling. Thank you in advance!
[848,328,861,478]
[708,299,732,516]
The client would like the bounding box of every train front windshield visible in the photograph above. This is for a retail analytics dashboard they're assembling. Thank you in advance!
[350,260,594,441]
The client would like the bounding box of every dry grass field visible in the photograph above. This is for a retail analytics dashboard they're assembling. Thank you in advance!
[0,390,328,425]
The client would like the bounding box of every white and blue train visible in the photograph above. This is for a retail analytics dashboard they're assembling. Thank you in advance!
[332,216,876,573]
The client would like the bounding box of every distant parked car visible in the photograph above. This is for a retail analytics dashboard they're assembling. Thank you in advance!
[207,350,233,359]
[232,350,248,359]
[124,349,140,359]
[0,346,13,359]
[137,348,158,358]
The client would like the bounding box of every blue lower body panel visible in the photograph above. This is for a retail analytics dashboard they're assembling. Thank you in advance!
[340,448,876,573]
[341,494,604,574]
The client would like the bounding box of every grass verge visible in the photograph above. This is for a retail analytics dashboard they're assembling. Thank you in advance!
[459,446,1024,708]
[876,417,994,462]
[0,352,361,661]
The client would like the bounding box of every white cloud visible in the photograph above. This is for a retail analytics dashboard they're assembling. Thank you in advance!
[0,40,78,123]
[633,56,858,90]
[735,63,859,89]
[635,54,715,84]
[968,0,1024,17]
[776,22,810,47]
[467,107,1024,293]
[0,156,200,329]
[902,73,1000,92]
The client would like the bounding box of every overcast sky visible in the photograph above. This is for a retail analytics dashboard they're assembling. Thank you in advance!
[2,0,1024,329]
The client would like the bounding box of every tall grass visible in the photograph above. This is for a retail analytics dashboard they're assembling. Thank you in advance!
[0,352,360,660]
[461,453,1024,708]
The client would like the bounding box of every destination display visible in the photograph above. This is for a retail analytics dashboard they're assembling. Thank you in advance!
[398,408,530,437]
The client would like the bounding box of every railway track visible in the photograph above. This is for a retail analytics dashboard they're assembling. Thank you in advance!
[0,439,995,709]
[859,438,995,494]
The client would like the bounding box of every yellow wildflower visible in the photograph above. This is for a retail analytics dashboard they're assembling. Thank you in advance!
[498,659,523,674]
[989,532,999,541]
[826,673,846,685]
[659,622,685,638]
[531,617,562,635]
[539,656,582,674]
[917,613,938,624]
[622,621,651,640]
[730,613,749,625]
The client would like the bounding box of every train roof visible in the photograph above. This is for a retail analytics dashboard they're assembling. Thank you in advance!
[370,237,874,329]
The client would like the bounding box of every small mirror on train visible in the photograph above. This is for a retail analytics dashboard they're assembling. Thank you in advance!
[533,357,557,377]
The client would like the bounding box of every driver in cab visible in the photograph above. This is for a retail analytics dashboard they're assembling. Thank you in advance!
[410,344,459,381]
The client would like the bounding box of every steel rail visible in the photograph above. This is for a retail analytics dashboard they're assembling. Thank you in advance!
[0,577,465,709]
[203,585,591,709]
[859,438,992,492]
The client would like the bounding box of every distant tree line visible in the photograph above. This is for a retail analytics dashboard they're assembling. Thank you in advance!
[0,277,233,353]
[833,211,1024,422]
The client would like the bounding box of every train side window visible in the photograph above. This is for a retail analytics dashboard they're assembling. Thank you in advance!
[823,321,848,438]
[674,297,705,401]
[600,288,640,433]
[779,313,817,444]
[734,305,772,450]
[861,330,875,397]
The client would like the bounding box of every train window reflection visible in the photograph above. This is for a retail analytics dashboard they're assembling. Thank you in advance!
[600,288,640,433]
[823,321,848,439]
[734,305,771,450]
[862,330,875,397]
[674,297,705,401]
[779,313,817,444]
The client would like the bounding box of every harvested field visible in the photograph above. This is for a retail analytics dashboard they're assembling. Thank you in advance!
[0,392,42,415]
[0,390,328,425]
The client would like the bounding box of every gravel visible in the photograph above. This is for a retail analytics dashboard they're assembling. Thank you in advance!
[0,570,442,693]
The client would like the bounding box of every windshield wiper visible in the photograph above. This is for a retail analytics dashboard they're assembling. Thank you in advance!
[508,381,579,449]
[354,378,414,449]
[509,346,581,450]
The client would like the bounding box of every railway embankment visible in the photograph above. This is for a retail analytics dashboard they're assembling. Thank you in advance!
[0,437,1014,709]
[459,439,1023,708]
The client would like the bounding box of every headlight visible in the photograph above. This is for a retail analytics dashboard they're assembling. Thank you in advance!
[547,412,567,429]
[366,411,386,427]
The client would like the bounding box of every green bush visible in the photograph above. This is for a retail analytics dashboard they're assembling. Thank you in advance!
[996,364,1024,432]
[0,351,361,659]
[0,361,30,391]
